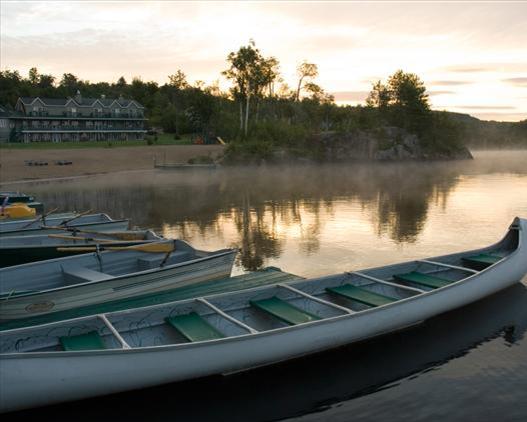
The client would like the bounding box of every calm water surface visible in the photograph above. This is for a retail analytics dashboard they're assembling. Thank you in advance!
[7,150,527,421]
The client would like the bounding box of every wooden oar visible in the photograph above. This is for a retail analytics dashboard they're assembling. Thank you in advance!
[19,207,59,229]
[57,241,174,253]
[47,234,115,243]
[59,209,93,226]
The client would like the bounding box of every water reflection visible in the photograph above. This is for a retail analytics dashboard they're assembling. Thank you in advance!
[20,151,527,274]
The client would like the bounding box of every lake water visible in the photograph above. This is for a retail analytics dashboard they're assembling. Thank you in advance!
[7,150,527,421]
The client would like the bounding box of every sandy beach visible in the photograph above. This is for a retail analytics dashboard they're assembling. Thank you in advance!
[0,145,224,184]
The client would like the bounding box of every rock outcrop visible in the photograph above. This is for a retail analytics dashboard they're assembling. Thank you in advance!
[311,127,473,161]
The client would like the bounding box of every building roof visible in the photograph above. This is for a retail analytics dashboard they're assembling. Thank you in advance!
[18,95,144,109]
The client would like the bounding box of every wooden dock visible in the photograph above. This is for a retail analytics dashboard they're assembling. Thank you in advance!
[0,267,303,331]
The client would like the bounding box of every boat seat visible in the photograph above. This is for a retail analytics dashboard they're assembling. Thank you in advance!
[62,266,113,284]
[461,253,502,270]
[250,296,321,325]
[60,331,106,351]
[137,251,190,270]
[393,271,452,289]
[326,284,396,307]
[165,312,225,342]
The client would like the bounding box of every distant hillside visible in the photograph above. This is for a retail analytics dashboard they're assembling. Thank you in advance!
[445,112,527,149]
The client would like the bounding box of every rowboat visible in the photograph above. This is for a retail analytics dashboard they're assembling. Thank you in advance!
[0,240,237,322]
[0,192,44,214]
[0,217,525,412]
[0,213,129,237]
[0,230,163,267]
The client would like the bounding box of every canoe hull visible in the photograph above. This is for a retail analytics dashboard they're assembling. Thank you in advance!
[1,217,526,413]
[0,268,515,411]
[1,245,525,412]
[0,251,236,321]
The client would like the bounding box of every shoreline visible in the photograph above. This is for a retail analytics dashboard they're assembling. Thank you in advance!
[0,144,224,184]
[0,168,157,186]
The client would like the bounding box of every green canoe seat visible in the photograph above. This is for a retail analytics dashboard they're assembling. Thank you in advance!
[326,284,396,307]
[250,296,321,325]
[60,331,106,351]
[165,312,225,342]
[394,271,452,289]
[461,253,502,270]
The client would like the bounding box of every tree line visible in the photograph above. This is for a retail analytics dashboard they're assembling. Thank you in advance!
[0,40,524,153]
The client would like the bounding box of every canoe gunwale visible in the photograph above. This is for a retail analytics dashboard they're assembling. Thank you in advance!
[2,217,524,359]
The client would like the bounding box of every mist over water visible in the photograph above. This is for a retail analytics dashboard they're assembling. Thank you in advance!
[19,150,527,277]
[6,150,527,421]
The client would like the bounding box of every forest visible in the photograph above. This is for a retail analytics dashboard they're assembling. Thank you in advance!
[1,41,525,159]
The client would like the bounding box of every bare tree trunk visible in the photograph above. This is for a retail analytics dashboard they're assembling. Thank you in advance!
[296,76,304,102]
[255,98,260,123]
[244,93,250,137]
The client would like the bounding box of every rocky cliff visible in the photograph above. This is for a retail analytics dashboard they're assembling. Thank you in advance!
[311,127,473,161]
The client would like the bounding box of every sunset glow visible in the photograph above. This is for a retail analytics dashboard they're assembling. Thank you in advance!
[1,1,526,121]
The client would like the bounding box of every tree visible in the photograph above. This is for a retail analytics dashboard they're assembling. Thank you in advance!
[38,74,55,89]
[366,80,390,109]
[223,40,275,136]
[28,67,39,85]
[168,70,189,90]
[387,70,429,111]
[59,73,79,94]
[366,70,431,132]
[295,61,318,101]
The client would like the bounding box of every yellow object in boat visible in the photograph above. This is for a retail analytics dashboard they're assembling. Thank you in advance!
[0,203,36,220]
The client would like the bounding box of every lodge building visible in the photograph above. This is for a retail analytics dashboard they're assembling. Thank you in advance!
[1,91,146,143]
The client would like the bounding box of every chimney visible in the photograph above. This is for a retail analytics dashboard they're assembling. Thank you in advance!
[100,94,106,100]
[74,90,82,104]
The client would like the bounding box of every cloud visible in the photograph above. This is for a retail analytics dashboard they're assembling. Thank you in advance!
[429,80,471,86]
[470,112,527,122]
[331,91,369,101]
[452,105,516,110]
[441,63,527,73]
[502,77,527,87]
[443,67,490,73]
[428,90,455,96]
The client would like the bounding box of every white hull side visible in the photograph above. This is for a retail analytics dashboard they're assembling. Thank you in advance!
[1,248,525,413]
[0,252,236,321]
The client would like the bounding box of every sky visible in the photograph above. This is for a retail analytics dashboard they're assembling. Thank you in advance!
[1,1,526,121]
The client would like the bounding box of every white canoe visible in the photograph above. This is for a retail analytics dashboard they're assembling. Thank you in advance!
[0,240,237,321]
[1,217,526,413]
